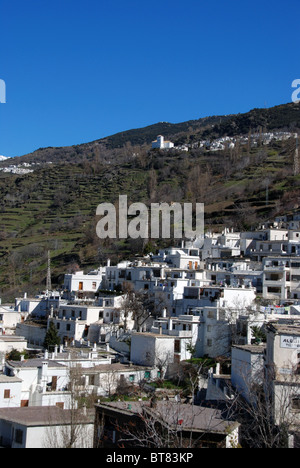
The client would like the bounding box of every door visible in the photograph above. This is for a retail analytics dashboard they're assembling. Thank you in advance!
[51,376,57,391]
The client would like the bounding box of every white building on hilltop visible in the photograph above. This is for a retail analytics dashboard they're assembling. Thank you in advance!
[152,135,174,150]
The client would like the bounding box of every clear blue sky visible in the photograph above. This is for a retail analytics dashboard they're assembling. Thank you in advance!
[0,0,299,157]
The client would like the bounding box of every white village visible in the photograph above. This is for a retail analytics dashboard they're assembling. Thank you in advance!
[1,206,300,448]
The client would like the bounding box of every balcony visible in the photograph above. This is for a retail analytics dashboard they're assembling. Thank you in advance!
[264,265,287,272]
[150,327,192,338]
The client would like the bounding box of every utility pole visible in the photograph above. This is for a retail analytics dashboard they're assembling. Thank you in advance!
[46,250,52,292]
[294,133,299,176]
[265,178,269,207]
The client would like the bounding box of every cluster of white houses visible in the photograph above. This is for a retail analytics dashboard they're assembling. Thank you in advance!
[151,131,294,153]
[1,214,300,446]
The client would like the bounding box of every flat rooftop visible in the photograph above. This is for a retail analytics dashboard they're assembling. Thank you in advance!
[97,401,239,434]
[0,406,94,426]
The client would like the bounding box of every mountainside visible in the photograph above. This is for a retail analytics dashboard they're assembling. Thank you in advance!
[0,101,300,301]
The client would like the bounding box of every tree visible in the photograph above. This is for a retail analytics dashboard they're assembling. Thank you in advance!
[43,353,95,448]
[226,361,300,448]
[43,320,61,350]
[119,287,152,332]
[107,399,238,449]
[6,349,29,361]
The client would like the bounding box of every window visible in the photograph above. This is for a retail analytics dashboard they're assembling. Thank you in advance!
[174,340,180,353]
[4,389,10,399]
[267,287,281,293]
[15,429,23,445]
[291,397,300,410]
[66,324,71,331]
[89,374,95,385]
[92,282,97,290]
[144,371,151,380]
[207,339,212,347]
[297,353,300,375]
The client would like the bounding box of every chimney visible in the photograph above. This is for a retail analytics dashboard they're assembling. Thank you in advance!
[41,361,49,383]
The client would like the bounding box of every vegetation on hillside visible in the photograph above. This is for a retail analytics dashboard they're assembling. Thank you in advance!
[0,102,299,301]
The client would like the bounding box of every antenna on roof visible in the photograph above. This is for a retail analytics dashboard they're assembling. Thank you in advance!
[294,133,299,176]
[46,250,52,292]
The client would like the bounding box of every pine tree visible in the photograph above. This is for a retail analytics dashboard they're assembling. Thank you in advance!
[43,320,61,350]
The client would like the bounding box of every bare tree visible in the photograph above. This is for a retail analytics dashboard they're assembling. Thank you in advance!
[226,360,300,448]
[113,400,238,449]
[120,288,152,332]
[43,358,94,448]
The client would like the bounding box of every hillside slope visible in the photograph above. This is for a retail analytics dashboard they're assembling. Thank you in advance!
[0,101,299,300]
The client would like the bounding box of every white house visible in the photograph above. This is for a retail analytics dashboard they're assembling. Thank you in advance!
[0,406,94,448]
[5,358,70,409]
[0,375,22,408]
[0,305,28,335]
[231,344,265,401]
[81,362,156,397]
[63,267,106,298]
[51,296,126,344]
[51,304,105,343]
[0,336,28,355]
[150,315,201,362]
[130,332,174,373]
[263,257,300,301]
[173,285,257,357]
